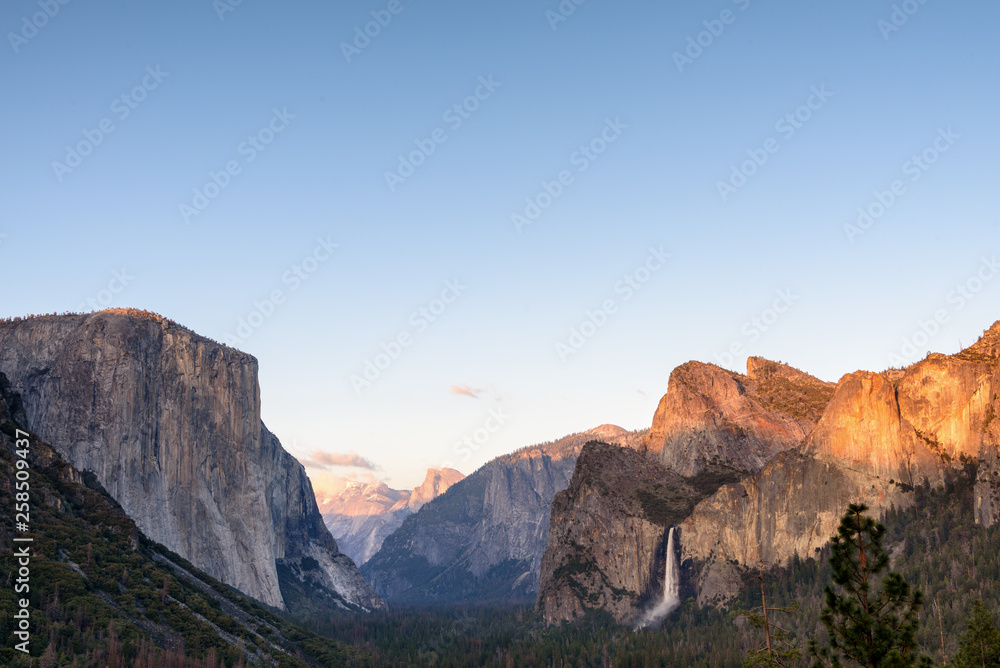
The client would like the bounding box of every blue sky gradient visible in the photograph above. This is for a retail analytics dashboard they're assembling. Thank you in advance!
[2,0,998,488]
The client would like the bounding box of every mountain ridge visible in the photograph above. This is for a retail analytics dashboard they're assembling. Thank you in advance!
[362,424,646,603]
[537,327,1000,623]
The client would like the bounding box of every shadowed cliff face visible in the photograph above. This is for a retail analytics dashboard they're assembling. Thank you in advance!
[537,358,832,624]
[0,311,382,612]
[644,359,835,476]
[362,425,643,603]
[536,442,736,625]
[677,452,910,587]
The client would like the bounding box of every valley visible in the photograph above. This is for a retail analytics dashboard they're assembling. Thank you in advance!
[3,310,1000,666]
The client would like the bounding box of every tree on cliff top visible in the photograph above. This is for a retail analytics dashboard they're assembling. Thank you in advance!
[809,503,932,668]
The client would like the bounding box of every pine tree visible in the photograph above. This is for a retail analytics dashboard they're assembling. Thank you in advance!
[38,639,58,668]
[809,503,932,668]
[952,600,1000,668]
[745,563,801,668]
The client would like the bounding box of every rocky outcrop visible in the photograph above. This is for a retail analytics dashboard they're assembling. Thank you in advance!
[536,359,832,624]
[320,468,465,565]
[675,321,1000,604]
[0,310,382,612]
[537,335,1000,620]
[644,359,834,476]
[362,425,643,603]
[537,441,727,625]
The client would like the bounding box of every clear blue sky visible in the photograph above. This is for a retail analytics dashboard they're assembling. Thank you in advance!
[2,0,998,489]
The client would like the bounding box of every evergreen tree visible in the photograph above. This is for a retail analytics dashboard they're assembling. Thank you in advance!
[952,600,1000,668]
[809,503,931,668]
[745,563,801,668]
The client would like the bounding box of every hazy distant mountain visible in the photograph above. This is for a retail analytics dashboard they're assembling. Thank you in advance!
[319,468,465,565]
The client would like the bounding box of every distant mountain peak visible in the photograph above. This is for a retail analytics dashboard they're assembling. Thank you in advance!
[585,424,628,439]
[321,467,466,565]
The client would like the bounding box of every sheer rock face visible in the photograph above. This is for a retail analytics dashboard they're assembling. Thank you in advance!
[537,442,697,625]
[536,359,833,624]
[320,468,465,566]
[0,312,382,612]
[644,359,835,476]
[802,328,1000,516]
[362,425,641,603]
[678,452,908,568]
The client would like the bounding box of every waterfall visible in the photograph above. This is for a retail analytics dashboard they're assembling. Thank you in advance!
[636,526,681,628]
[663,526,680,608]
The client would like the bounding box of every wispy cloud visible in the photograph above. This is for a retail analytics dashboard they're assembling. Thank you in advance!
[449,383,502,401]
[449,383,482,398]
[298,450,378,471]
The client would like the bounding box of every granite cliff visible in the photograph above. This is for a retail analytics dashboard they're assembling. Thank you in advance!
[536,441,736,624]
[683,322,1000,578]
[0,310,382,613]
[0,372,366,665]
[538,358,831,623]
[538,323,1000,624]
